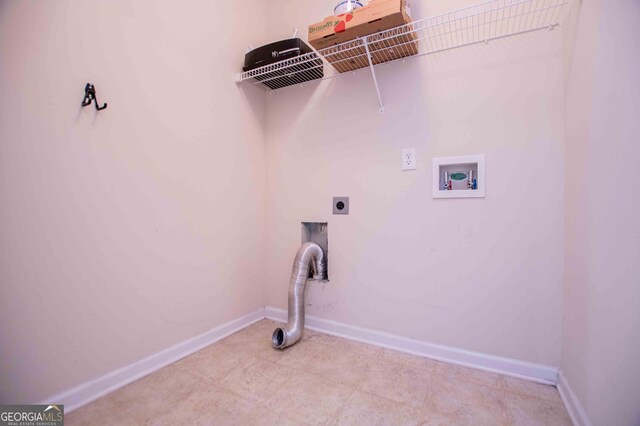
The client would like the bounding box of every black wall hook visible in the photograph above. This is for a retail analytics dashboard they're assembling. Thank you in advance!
[82,83,107,111]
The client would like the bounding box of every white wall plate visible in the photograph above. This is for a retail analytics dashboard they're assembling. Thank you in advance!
[433,154,485,199]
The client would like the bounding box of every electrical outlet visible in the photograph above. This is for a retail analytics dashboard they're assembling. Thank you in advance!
[402,148,416,171]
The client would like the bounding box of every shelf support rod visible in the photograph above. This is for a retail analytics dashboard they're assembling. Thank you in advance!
[361,36,384,113]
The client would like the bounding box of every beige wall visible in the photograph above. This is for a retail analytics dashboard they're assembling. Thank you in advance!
[0,1,269,403]
[264,0,565,367]
[562,1,640,424]
[4,1,638,419]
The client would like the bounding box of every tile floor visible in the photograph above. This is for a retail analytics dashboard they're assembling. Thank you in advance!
[67,319,572,425]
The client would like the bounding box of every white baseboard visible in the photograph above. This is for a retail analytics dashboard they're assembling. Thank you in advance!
[265,306,558,384]
[558,370,592,426]
[44,305,566,416]
[42,307,266,413]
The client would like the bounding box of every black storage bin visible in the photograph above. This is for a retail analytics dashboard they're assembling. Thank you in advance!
[243,38,323,90]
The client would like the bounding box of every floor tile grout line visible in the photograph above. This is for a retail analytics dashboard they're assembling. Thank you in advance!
[416,368,436,425]
[329,386,357,425]
[497,376,514,424]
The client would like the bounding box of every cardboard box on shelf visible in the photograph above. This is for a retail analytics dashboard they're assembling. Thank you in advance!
[308,0,417,72]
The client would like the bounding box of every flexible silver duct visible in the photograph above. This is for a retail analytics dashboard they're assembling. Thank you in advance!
[272,242,324,349]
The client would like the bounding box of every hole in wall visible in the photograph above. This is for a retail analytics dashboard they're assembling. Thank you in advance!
[301,222,328,280]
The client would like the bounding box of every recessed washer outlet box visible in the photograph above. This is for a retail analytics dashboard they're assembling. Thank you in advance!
[301,222,328,281]
[433,155,485,199]
[333,197,349,215]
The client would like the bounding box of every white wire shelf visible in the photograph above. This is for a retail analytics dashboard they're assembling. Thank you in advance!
[235,0,570,112]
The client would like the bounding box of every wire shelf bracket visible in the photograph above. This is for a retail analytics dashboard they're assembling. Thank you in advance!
[362,35,385,113]
[235,0,570,113]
